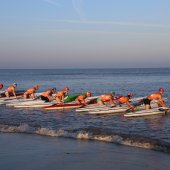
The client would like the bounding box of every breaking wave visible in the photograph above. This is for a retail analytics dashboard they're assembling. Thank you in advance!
[0,123,170,153]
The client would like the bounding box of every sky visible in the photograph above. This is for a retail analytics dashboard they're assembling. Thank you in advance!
[0,0,170,69]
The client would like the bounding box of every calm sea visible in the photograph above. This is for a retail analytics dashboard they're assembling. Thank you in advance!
[0,68,170,153]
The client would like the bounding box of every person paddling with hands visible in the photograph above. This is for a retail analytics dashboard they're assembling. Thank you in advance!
[40,88,56,102]
[23,85,39,99]
[143,87,167,110]
[55,87,69,104]
[117,93,135,110]
[5,83,18,98]
[97,91,116,107]
[76,91,91,104]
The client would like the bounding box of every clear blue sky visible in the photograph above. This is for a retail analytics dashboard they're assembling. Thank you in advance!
[0,0,170,68]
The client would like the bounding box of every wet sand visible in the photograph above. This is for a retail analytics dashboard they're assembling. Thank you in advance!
[0,133,169,170]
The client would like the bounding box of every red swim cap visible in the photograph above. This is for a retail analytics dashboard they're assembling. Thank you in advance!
[0,84,3,89]
[159,87,164,93]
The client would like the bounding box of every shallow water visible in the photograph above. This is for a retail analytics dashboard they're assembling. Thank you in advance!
[1,133,170,170]
[0,68,170,153]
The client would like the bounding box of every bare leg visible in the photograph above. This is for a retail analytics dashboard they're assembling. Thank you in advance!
[145,104,151,110]
[109,100,116,107]
[56,97,62,103]
[97,100,104,106]
[5,92,9,98]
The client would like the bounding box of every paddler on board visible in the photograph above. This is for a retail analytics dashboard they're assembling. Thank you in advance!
[23,84,39,99]
[142,87,167,110]
[75,91,92,104]
[96,91,116,107]
[5,83,18,98]
[40,88,56,102]
[116,93,135,110]
[55,87,69,103]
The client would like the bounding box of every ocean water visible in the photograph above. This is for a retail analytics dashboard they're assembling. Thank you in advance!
[0,68,170,153]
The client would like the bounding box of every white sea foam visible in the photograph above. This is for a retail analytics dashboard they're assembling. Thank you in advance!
[77,132,89,139]
[35,128,65,137]
[0,124,170,153]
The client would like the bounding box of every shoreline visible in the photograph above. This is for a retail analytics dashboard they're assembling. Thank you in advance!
[0,133,170,170]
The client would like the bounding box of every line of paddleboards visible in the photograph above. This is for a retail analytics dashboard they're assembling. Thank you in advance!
[42,97,98,110]
[13,101,88,110]
[0,94,149,107]
[3,95,98,108]
[76,105,170,117]
[75,101,160,114]
[1,94,169,118]
[0,94,140,104]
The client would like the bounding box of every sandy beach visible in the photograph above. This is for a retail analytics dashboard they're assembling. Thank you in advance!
[0,133,169,170]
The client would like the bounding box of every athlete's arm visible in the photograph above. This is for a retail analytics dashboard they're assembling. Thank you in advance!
[12,89,17,98]
[158,95,166,107]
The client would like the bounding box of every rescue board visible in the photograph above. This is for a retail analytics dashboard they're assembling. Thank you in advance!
[43,103,85,110]
[124,107,169,117]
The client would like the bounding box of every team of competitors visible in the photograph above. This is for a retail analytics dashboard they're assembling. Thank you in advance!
[0,83,167,110]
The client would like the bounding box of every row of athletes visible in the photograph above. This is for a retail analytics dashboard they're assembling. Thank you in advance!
[0,83,167,110]
[0,83,89,104]
[96,87,166,110]
[0,83,70,104]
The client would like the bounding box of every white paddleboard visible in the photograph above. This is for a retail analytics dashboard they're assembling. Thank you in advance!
[80,101,159,115]
[6,98,36,106]
[0,92,43,103]
[0,96,21,102]
[13,99,45,106]
[76,105,110,112]
[14,101,55,108]
[124,107,168,117]
[87,106,129,115]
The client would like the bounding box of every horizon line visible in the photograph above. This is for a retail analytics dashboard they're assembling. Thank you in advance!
[0,67,170,70]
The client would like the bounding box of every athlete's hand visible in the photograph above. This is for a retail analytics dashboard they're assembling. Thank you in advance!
[130,106,135,112]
